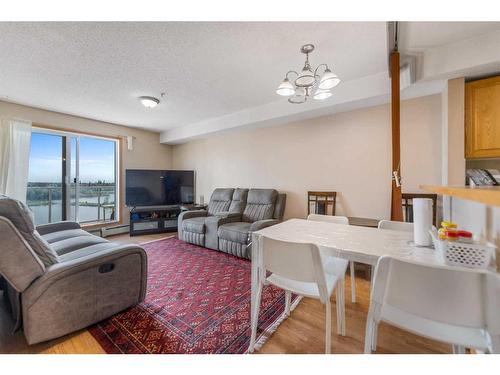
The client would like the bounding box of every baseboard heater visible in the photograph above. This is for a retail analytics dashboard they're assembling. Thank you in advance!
[101,224,130,238]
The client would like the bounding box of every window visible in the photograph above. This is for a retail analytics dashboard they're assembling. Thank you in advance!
[27,128,119,226]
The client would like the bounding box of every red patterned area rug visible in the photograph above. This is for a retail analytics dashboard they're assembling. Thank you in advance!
[88,237,300,354]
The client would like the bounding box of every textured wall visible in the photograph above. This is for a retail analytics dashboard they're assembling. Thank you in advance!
[172,95,442,220]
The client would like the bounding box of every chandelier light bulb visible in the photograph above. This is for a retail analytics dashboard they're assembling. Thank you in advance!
[276,44,340,104]
[276,78,295,96]
[313,89,332,101]
[319,68,341,90]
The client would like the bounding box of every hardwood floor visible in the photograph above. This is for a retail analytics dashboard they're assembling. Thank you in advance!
[0,233,451,354]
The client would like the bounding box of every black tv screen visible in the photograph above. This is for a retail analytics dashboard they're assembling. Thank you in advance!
[125,169,195,206]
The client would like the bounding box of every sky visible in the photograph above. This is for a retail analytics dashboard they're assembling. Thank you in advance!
[28,132,116,183]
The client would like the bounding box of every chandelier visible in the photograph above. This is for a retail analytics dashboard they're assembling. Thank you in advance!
[276,44,340,104]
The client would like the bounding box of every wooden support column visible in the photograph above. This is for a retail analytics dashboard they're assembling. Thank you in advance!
[390,51,403,221]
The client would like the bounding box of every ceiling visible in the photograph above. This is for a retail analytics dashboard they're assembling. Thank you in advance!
[0,22,500,142]
[0,22,386,132]
[399,22,500,53]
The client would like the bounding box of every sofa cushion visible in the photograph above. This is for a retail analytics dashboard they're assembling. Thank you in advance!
[218,222,252,244]
[42,228,94,244]
[182,216,206,234]
[207,188,234,216]
[0,195,59,265]
[242,189,277,223]
[228,188,248,214]
[49,234,109,256]
[58,242,122,262]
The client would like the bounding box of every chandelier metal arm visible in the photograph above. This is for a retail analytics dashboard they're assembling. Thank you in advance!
[277,44,340,104]
[313,63,329,78]
[285,70,299,80]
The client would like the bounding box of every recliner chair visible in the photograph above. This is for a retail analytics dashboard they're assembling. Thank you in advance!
[0,195,147,345]
[177,188,248,250]
[178,188,286,259]
[217,189,286,259]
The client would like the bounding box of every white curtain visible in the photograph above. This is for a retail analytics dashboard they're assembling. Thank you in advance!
[0,119,32,202]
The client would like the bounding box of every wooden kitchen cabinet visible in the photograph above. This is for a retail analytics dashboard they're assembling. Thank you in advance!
[465,76,500,159]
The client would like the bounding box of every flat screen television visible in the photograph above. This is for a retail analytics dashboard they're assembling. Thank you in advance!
[125,169,195,206]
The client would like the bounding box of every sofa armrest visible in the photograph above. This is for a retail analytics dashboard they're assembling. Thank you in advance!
[177,210,208,241]
[23,244,148,306]
[213,211,242,220]
[36,221,81,235]
[205,215,241,227]
[178,210,208,221]
[21,243,148,345]
[250,219,281,232]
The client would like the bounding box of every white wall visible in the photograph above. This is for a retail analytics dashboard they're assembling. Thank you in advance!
[172,94,442,220]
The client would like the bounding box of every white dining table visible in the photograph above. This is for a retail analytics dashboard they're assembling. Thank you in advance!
[249,218,445,350]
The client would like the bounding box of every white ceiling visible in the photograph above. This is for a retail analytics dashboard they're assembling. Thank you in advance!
[0,22,500,142]
[400,22,500,52]
[0,22,386,132]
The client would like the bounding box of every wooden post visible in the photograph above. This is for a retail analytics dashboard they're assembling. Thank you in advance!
[390,51,403,221]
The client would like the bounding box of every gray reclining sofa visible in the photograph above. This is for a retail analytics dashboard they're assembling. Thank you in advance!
[178,188,286,259]
[0,195,147,345]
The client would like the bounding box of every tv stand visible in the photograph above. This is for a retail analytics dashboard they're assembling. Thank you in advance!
[129,205,182,236]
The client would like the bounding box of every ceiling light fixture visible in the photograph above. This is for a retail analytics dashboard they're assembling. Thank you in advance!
[276,44,341,104]
[313,89,333,101]
[138,96,160,108]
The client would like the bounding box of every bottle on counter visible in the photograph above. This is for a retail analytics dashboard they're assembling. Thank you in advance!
[438,221,457,240]
[437,221,474,244]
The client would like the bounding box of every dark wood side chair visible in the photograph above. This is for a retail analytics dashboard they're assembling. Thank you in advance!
[307,191,337,216]
[401,193,438,226]
[307,191,369,302]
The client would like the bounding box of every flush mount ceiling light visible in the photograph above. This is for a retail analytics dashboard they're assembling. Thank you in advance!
[138,96,160,108]
[276,44,341,104]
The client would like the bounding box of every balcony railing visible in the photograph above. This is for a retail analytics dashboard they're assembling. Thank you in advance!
[26,185,116,225]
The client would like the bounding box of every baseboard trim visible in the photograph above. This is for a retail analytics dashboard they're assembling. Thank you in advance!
[101,224,130,237]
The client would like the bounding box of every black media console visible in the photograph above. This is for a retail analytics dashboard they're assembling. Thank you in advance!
[129,205,182,236]
[129,204,207,236]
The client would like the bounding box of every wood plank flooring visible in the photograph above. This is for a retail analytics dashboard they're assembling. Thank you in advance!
[0,233,451,354]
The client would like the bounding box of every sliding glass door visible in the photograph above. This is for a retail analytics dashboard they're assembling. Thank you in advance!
[68,136,79,222]
[74,136,117,223]
[27,132,65,226]
[27,129,119,226]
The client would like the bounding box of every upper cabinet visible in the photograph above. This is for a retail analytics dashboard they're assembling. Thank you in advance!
[465,76,500,159]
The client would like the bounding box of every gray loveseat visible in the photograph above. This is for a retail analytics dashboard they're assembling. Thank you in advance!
[0,195,147,345]
[178,188,286,259]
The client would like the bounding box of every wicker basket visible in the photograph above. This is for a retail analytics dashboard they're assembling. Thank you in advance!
[430,230,496,270]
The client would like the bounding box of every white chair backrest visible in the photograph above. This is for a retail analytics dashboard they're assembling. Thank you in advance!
[261,236,329,301]
[307,214,349,225]
[372,256,491,329]
[378,220,413,232]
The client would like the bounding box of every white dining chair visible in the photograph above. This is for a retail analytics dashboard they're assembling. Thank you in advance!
[307,214,357,303]
[365,256,500,354]
[377,219,414,232]
[249,236,347,354]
